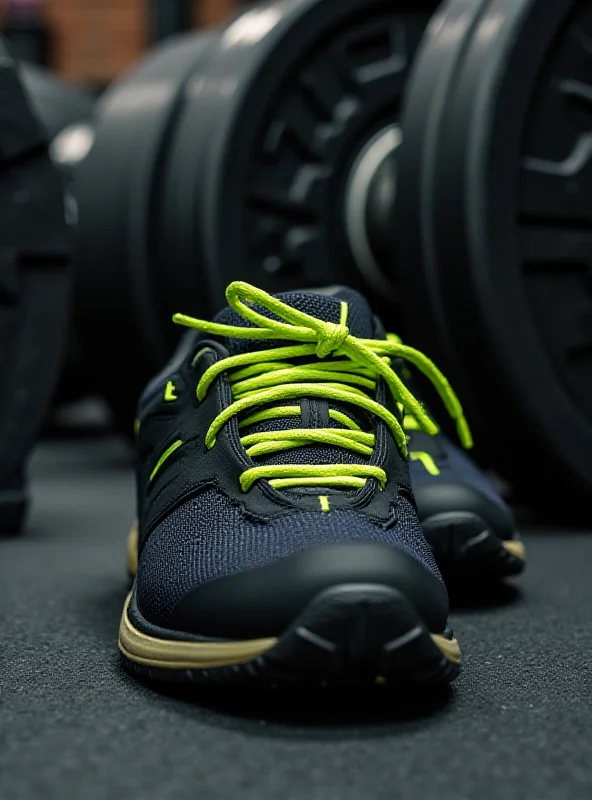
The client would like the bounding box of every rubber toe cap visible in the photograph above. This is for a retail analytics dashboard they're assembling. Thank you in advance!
[413,482,515,540]
[167,541,449,640]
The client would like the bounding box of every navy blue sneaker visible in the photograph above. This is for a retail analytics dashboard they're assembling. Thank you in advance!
[120,282,463,686]
[407,422,525,581]
[384,334,525,582]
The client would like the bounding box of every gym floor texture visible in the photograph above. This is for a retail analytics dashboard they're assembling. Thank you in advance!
[2,434,592,800]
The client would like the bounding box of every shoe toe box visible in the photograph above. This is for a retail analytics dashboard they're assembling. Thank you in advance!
[135,490,449,640]
[168,540,450,639]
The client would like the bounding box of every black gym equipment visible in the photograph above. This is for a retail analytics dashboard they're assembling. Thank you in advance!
[73,0,592,510]
[397,0,592,511]
[74,30,221,428]
[2,3,50,67]
[20,61,95,190]
[18,62,95,145]
[74,0,434,429]
[0,38,72,533]
[173,0,429,307]
[17,63,96,409]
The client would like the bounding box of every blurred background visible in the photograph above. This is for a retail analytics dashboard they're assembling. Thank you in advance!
[0,0,263,436]
[0,0,245,89]
[2,4,592,796]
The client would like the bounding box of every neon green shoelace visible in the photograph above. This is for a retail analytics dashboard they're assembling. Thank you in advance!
[387,333,438,441]
[174,282,472,493]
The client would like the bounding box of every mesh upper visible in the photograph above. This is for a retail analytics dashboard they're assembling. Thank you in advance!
[136,489,442,627]
[409,432,507,510]
[135,287,451,629]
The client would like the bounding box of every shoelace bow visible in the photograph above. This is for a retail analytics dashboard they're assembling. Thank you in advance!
[173,282,472,492]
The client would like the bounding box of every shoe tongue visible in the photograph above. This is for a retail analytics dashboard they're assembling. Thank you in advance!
[213,287,376,356]
[213,287,379,488]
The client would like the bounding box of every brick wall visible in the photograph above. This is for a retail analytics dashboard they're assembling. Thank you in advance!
[45,0,147,84]
[195,0,235,27]
[3,0,238,85]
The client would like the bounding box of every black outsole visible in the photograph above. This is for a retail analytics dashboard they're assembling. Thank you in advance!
[422,511,525,582]
[120,583,460,688]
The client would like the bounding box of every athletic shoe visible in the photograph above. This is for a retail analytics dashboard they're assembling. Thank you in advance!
[120,282,465,686]
[387,337,526,581]
[407,419,526,582]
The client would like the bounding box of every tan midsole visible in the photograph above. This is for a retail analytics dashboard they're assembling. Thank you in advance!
[118,593,461,670]
[119,593,277,669]
[502,540,526,561]
[127,521,139,577]
[433,635,461,664]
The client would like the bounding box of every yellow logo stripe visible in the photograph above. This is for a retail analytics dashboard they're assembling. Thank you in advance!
[149,440,183,482]
[164,381,178,402]
[410,451,440,476]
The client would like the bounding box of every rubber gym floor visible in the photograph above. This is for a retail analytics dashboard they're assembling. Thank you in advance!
[2,434,591,800]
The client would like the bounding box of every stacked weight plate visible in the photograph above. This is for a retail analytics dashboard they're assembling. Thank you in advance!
[397,0,592,511]
[18,63,96,409]
[73,0,592,512]
[0,39,73,533]
[73,31,219,428]
[19,62,95,143]
[74,0,435,429]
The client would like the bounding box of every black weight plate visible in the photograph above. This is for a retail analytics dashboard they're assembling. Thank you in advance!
[397,0,592,511]
[396,0,490,424]
[0,39,72,532]
[18,62,95,142]
[164,0,437,315]
[18,63,95,188]
[16,65,96,409]
[74,31,218,430]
